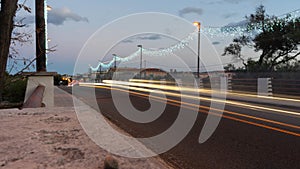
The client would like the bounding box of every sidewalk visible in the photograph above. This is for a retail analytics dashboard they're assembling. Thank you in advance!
[54,86,74,107]
[0,87,172,169]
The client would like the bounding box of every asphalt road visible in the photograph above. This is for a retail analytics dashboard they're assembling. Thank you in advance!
[62,85,300,169]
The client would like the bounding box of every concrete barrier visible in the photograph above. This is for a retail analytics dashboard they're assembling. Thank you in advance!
[258,78,273,96]
[22,85,45,108]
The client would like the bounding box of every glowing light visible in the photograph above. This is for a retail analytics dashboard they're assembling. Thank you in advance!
[129,79,176,85]
[90,32,196,71]
[193,21,201,29]
[89,9,300,71]
[79,83,300,137]
[82,81,300,117]
[45,0,49,65]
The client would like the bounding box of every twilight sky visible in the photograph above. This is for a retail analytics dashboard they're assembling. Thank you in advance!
[12,0,300,74]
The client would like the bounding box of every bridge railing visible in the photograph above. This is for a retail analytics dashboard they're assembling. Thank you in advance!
[200,77,300,98]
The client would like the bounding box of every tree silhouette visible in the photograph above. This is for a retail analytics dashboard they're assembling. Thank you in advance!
[0,0,19,101]
[0,1,33,102]
[223,5,300,72]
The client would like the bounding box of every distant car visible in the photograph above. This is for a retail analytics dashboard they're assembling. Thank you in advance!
[68,80,79,87]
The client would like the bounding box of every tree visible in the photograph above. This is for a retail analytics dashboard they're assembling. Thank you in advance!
[223,35,251,68]
[0,0,33,102]
[0,0,19,102]
[223,5,300,72]
[275,60,300,72]
[224,63,236,72]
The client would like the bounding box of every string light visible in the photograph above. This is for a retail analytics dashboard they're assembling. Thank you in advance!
[90,9,300,71]
[90,32,196,71]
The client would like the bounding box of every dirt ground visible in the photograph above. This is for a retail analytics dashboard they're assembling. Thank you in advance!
[0,108,171,169]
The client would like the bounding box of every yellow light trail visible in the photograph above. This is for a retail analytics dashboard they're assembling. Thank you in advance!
[125,87,300,131]
[129,79,176,85]
[98,81,300,117]
[128,79,300,103]
[103,80,201,93]
[79,83,300,137]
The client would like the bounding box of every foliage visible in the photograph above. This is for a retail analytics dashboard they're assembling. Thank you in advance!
[0,0,19,102]
[8,1,35,74]
[223,5,300,72]
[275,60,300,72]
[54,74,69,86]
[54,74,62,86]
[2,74,27,103]
[224,63,236,71]
[0,0,55,102]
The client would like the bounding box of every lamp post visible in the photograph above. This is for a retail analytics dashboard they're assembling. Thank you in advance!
[193,21,201,78]
[97,60,102,82]
[112,54,117,69]
[137,45,143,79]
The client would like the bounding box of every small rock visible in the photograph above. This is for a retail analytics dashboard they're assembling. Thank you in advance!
[0,161,6,167]
[56,157,65,166]
[103,155,119,169]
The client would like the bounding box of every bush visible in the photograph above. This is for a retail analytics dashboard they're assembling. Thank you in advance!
[3,75,27,103]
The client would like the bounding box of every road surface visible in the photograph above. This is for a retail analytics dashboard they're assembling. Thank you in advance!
[61,84,300,169]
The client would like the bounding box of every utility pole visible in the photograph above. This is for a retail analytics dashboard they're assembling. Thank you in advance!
[113,54,117,69]
[137,45,143,79]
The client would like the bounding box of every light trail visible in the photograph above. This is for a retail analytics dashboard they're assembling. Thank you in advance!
[78,83,300,137]
[128,79,300,104]
[228,92,300,103]
[97,81,300,117]
[129,79,176,85]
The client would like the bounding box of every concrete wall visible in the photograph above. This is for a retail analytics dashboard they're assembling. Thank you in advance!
[24,75,54,107]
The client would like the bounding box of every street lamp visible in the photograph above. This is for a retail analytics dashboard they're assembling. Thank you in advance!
[137,45,143,79]
[193,21,201,78]
[112,54,117,69]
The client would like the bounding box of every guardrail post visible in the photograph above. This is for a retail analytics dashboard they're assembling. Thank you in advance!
[267,78,273,96]
[227,76,232,92]
[257,78,272,96]
[199,78,204,89]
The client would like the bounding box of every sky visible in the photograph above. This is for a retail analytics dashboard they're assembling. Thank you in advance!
[11,0,300,74]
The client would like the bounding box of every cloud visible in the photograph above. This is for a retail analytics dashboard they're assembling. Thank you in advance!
[223,12,239,19]
[138,34,162,40]
[206,0,267,5]
[224,20,248,27]
[121,39,134,43]
[179,7,203,17]
[224,0,268,4]
[212,41,221,45]
[224,0,243,4]
[48,7,88,25]
[122,34,162,43]
[22,7,88,26]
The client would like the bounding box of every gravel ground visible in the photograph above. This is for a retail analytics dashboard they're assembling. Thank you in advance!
[0,107,172,169]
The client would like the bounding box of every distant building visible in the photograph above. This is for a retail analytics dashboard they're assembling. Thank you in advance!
[106,67,169,80]
[107,67,140,81]
[140,68,168,79]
